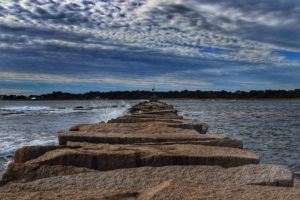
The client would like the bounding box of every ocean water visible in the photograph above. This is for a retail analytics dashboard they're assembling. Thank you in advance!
[0,100,299,177]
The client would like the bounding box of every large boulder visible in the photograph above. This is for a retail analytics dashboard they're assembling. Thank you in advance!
[0,165,295,199]
[0,163,95,186]
[20,144,259,170]
[137,180,300,200]
[107,117,185,123]
[129,101,175,114]
[69,122,208,134]
[59,122,238,147]
[7,164,295,187]
[168,123,209,134]
[1,184,299,200]
[59,131,242,148]
[14,146,79,163]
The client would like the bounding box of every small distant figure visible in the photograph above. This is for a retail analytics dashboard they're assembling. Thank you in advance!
[150,86,159,102]
[152,86,155,92]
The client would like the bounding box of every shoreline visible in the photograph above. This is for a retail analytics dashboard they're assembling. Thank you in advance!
[1,89,300,101]
[1,98,300,101]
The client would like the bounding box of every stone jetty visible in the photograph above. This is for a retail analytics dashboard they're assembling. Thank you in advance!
[0,100,299,199]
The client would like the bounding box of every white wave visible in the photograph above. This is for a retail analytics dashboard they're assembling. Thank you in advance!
[105,109,127,121]
[26,139,57,146]
[0,137,57,159]
[227,131,241,140]
[1,106,51,111]
[3,159,12,169]
[48,108,74,114]
[92,106,130,123]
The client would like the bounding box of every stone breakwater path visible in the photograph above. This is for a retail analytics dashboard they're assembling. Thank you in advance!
[0,100,299,199]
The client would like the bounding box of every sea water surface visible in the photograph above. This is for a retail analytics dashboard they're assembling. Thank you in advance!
[0,100,299,177]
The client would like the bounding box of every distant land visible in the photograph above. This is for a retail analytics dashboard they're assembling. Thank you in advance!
[1,89,300,100]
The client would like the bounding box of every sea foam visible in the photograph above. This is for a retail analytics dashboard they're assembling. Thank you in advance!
[0,106,51,111]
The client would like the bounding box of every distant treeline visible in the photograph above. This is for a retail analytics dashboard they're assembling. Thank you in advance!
[1,89,300,100]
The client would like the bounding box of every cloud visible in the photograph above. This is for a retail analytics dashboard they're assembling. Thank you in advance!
[0,0,299,93]
[0,88,33,95]
[0,71,211,91]
[1,0,300,62]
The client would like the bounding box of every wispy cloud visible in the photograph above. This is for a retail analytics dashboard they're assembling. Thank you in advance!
[0,71,211,90]
[0,88,33,95]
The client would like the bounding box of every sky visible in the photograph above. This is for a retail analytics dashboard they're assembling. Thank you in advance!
[0,0,300,94]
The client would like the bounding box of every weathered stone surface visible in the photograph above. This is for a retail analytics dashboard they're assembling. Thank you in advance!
[137,180,300,200]
[0,189,133,200]
[65,138,243,149]
[59,132,242,147]
[67,122,186,133]
[14,146,79,163]
[0,165,295,199]
[69,124,92,131]
[118,114,183,120]
[295,179,300,189]
[129,101,175,114]
[0,163,95,186]
[70,122,208,135]
[130,111,182,119]
[21,144,259,170]
[59,122,237,147]
[134,109,177,115]
[108,116,184,123]
[2,183,299,200]
[168,123,209,134]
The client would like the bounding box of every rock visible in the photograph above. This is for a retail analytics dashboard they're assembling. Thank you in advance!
[168,123,209,134]
[137,180,300,200]
[73,106,93,111]
[0,163,95,186]
[129,101,174,114]
[60,121,207,135]
[2,183,299,200]
[107,117,184,123]
[0,165,295,198]
[69,124,92,131]
[0,189,134,200]
[14,146,76,163]
[61,137,242,149]
[134,110,178,115]
[128,113,183,119]
[23,144,259,170]
[2,185,299,200]
[73,106,84,110]
[295,179,300,188]
[111,101,183,123]
[58,122,238,147]
[61,138,243,149]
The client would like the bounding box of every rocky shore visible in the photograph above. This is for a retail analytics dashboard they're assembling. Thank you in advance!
[0,100,299,199]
